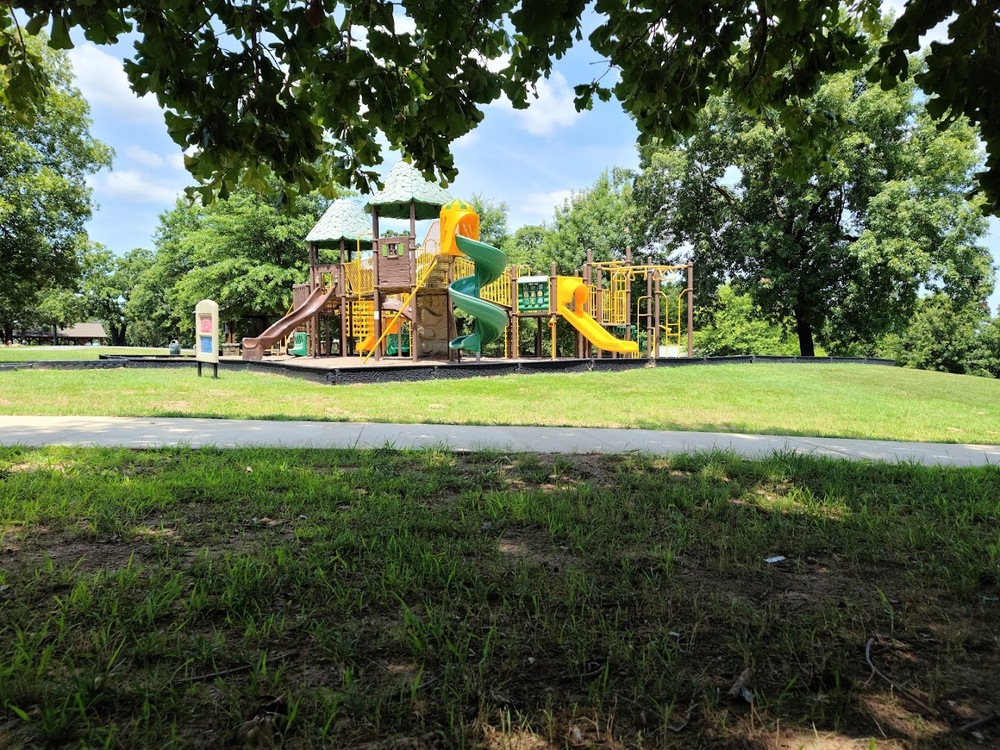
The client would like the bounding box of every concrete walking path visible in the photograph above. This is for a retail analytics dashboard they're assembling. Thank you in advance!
[0,415,998,467]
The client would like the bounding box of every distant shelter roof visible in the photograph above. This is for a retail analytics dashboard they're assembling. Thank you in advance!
[305,198,372,248]
[366,161,453,220]
[63,323,107,339]
[15,323,107,340]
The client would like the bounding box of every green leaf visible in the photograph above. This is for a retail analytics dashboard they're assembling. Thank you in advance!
[25,13,49,36]
[50,14,74,50]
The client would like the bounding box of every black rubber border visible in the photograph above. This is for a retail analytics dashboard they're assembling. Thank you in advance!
[1,354,897,383]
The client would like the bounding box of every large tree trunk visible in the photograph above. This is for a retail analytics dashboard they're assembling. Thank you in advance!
[111,323,126,346]
[795,307,815,357]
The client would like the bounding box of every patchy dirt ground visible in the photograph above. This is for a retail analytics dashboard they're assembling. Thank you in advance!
[1,449,998,749]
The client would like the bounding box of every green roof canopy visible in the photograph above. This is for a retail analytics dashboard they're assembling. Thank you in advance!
[366,161,453,220]
[305,198,372,248]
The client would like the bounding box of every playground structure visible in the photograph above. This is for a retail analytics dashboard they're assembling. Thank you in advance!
[242,161,693,363]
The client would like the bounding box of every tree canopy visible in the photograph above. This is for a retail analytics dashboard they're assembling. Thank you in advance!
[4,2,999,211]
[0,40,112,341]
[81,244,154,346]
[879,293,1000,378]
[126,187,327,345]
[537,168,638,273]
[633,58,992,357]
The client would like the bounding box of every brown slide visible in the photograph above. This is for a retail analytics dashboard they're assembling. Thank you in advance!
[241,285,337,361]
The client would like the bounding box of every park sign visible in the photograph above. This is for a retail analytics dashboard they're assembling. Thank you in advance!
[194,299,219,378]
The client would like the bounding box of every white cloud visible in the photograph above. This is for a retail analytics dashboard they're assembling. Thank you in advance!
[67,43,162,123]
[518,189,574,221]
[102,170,183,204]
[453,130,480,150]
[123,145,169,168]
[506,72,582,137]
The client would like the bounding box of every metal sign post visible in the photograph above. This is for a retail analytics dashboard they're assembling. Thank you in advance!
[194,299,220,378]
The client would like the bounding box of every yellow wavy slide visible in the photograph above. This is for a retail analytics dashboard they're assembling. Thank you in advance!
[555,276,639,355]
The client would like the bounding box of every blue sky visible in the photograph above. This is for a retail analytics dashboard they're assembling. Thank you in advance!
[68,10,1000,315]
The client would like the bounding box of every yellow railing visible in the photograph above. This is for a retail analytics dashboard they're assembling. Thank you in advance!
[343,260,360,295]
[361,257,439,364]
[415,220,441,284]
[452,258,513,308]
[454,256,474,280]
[661,290,681,349]
[588,286,600,317]
[343,258,374,296]
[605,269,630,324]
[350,300,373,339]
[482,267,513,308]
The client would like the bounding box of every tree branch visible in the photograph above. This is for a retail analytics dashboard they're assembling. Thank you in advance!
[746,6,769,85]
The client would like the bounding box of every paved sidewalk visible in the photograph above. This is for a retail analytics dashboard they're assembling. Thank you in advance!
[1,415,998,467]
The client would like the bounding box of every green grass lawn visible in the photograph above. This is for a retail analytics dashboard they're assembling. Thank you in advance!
[1,363,999,443]
[1,446,997,748]
[0,346,191,361]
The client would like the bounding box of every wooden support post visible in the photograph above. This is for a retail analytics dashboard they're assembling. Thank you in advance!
[687,262,694,358]
[594,262,604,359]
[549,262,558,360]
[372,209,381,361]
[308,242,318,288]
[509,271,518,359]
[582,255,592,359]
[408,241,419,362]
[338,240,347,358]
[446,257,457,362]
[645,259,654,359]
[653,274,661,360]
[625,246,632,350]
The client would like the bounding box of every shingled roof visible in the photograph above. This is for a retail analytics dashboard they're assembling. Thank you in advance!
[59,323,107,339]
[367,161,453,220]
[305,198,372,247]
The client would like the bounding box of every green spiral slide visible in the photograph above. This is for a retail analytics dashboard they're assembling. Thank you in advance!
[448,234,509,354]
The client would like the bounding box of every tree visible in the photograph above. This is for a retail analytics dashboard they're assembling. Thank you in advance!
[694,285,798,357]
[0,39,112,342]
[501,224,548,271]
[470,194,510,250]
[129,187,326,343]
[880,294,1000,378]
[633,57,993,357]
[81,245,154,346]
[30,283,87,342]
[6,3,999,211]
[972,316,1000,378]
[872,1,1000,211]
[539,168,638,274]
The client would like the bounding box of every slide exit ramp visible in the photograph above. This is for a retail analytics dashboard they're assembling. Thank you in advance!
[241,284,338,361]
[448,234,509,355]
[556,276,639,355]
